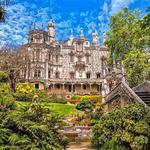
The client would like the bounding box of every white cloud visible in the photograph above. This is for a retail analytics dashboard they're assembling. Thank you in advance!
[110,0,136,15]
[0,0,138,46]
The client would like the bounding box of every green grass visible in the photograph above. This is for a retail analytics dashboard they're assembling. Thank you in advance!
[16,101,80,117]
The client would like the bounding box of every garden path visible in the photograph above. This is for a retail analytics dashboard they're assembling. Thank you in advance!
[68,141,93,150]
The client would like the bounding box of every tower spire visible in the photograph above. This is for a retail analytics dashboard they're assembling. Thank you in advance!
[34,22,36,30]
[41,23,44,30]
[70,29,74,38]
[80,28,84,36]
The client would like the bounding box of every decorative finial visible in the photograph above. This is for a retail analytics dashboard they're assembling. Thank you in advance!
[102,32,106,44]
[50,16,54,23]
[34,22,36,30]
[70,29,74,40]
[80,28,84,36]
[71,29,73,35]
[41,23,44,30]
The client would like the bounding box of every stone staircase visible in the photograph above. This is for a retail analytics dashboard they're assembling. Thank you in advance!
[135,92,150,107]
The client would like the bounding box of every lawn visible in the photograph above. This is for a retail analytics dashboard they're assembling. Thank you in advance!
[16,101,80,117]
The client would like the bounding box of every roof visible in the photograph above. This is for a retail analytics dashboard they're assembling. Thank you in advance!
[133,81,150,93]
[104,81,147,106]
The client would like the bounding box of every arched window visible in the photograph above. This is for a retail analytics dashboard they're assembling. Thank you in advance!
[36,51,40,60]
[48,54,51,61]
[34,70,41,78]
[86,72,91,79]
[30,36,33,42]
[55,72,60,79]
[70,72,75,79]
[48,70,51,78]
[96,73,101,79]
[83,84,87,90]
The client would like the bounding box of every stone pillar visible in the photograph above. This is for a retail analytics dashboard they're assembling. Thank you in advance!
[98,84,101,93]
[80,83,83,91]
[101,67,110,103]
[62,83,65,91]
[89,84,92,93]
[45,61,48,80]
[52,83,55,92]
[71,84,74,93]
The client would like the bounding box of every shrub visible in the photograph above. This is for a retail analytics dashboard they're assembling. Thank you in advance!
[76,99,92,111]
[0,83,11,94]
[0,71,8,83]
[0,96,64,149]
[61,136,70,150]
[0,83,15,111]
[14,92,33,101]
[71,95,81,100]
[36,90,50,102]
[0,94,15,111]
[92,104,150,150]
[14,83,35,101]
[70,95,101,105]
[16,83,35,94]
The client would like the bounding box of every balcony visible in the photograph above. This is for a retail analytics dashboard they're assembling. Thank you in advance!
[47,78,102,84]
[75,61,86,70]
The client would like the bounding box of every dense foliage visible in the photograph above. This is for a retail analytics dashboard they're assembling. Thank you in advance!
[76,99,92,111]
[0,83,15,111]
[14,83,35,101]
[0,71,8,82]
[36,90,50,102]
[92,104,150,150]
[123,50,149,87]
[0,81,65,149]
[70,95,101,105]
[106,7,150,87]
[0,104,63,149]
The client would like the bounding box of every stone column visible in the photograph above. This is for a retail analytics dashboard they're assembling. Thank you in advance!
[45,61,48,80]
[90,83,92,91]
[80,83,83,91]
[52,83,55,92]
[71,84,74,93]
[62,83,65,91]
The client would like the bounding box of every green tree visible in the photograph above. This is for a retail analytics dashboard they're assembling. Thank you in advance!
[105,7,150,87]
[123,49,149,87]
[0,95,63,149]
[141,7,150,47]
[91,104,150,150]
[106,7,145,62]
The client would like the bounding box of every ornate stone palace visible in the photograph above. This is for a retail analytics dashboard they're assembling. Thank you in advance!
[18,20,125,98]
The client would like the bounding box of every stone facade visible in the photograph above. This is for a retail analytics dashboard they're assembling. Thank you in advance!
[18,20,123,98]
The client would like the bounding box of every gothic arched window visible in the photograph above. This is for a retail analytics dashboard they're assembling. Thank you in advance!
[55,72,60,79]
[34,70,41,78]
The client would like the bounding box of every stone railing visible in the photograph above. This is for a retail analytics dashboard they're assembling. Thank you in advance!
[29,77,103,84]
[48,78,102,84]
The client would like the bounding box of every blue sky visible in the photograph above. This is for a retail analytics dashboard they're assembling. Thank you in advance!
[0,0,149,47]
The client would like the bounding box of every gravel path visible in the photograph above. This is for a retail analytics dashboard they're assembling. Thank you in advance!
[68,142,93,150]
